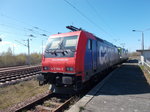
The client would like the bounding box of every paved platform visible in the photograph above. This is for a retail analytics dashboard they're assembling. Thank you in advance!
[67,60,150,112]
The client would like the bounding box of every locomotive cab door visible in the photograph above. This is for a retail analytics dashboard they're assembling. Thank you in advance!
[92,40,97,71]
[84,39,97,80]
[88,39,97,71]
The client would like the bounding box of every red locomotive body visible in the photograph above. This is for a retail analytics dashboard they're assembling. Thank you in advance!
[41,31,92,91]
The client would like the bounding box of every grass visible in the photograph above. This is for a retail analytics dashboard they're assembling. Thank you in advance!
[0,79,49,110]
[79,106,85,112]
[140,65,150,85]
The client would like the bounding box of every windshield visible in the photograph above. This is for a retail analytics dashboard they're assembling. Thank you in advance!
[45,35,77,50]
[46,38,61,50]
[44,35,78,58]
[63,36,77,49]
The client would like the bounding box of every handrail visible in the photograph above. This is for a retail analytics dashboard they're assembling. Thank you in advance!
[144,61,150,74]
[144,61,150,68]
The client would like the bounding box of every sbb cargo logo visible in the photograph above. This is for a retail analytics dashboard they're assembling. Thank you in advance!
[99,46,108,65]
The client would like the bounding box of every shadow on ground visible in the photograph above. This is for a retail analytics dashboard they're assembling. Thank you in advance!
[88,59,150,96]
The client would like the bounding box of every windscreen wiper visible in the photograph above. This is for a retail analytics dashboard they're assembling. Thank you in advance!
[45,49,54,53]
[45,49,57,55]
[65,49,76,52]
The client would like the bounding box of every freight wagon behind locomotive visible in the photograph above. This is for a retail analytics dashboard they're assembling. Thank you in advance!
[38,26,127,93]
[118,47,128,62]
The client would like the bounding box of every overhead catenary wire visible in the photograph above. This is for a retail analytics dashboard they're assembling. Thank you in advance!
[0,21,48,55]
[86,0,110,28]
[0,23,32,37]
[0,23,42,56]
[0,13,49,55]
[0,29,27,36]
[0,23,48,40]
[63,0,116,39]
[0,13,51,35]
[26,28,49,38]
[86,0,120,40]
[0,23,25,31]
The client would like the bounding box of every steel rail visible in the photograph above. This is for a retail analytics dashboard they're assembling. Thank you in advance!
[1,92,74,112]
[54,97,74,112]
[0,65,41,86]
[0,65,29,71]
[0,63,119,112]
[0,65,41,73]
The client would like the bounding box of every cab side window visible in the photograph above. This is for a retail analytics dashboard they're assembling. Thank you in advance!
[88,39,92,50]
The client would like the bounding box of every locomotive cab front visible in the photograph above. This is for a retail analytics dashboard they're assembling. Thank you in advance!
[39,31,84,92]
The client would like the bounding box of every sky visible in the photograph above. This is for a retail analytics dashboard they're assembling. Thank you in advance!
[0,0,150,54]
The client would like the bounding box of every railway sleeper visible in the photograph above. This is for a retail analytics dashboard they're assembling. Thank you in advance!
[0,79,6,83]
[0,66,39,74]
[0,73,36,83]
[0,69,40,77]
[0,74,22,79]
[3,77,19,81]
[0,73,18,78]
[36,105,55,112]
[43,101,62,107]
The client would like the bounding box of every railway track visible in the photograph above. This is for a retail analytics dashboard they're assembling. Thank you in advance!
[0,65,119,112]
[3,72,113,112]
[28,94,73,112]
[0,65,41,86]
[1,91,74,112]
[0,65,29,71]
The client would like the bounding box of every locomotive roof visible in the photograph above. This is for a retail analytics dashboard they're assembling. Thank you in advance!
[84,31,117,48]
[49,29,117,48]
[50,30,82,38]
[65,25,119,48]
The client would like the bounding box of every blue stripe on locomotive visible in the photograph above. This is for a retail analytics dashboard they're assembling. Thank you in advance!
[84,38,119,77]
[84,41,93,72]
[84,39,97,73]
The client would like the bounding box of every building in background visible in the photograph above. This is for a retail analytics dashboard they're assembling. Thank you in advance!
[137,49,150,65]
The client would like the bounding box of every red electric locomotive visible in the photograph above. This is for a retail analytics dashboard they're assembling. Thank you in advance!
[38,26,120,93]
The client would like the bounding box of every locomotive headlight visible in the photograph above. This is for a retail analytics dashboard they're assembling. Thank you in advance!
[43,66,50,70]
[66,67,74,71]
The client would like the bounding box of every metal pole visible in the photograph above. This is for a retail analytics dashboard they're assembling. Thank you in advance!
[27,38,31,66]
[141,32,144,65]
[42,39,43,54]
[12,44,14,55]
[142,32,144,50]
